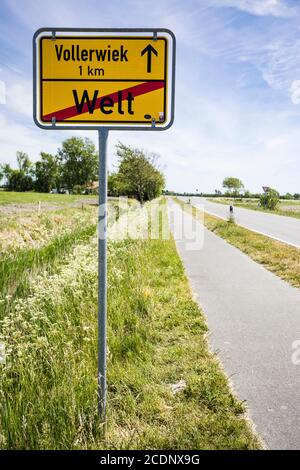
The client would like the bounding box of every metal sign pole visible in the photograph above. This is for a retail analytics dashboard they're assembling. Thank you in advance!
[98,127,108,419]
[33,27,176,424]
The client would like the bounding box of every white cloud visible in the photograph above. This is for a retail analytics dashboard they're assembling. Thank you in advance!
[214,0,295,18]
[0,80,6,104]
[6,82,32,118]
[290,80,300,104]
[0,0,299,193]
[0,114,59,164]
[186,4,300,99]
[255,39,300,93]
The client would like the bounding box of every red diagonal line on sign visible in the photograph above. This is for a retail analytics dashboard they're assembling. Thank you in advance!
[42,80,165,121]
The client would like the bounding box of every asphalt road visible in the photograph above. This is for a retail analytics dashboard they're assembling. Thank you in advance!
[168,199,300,449]
[180,197,300,248]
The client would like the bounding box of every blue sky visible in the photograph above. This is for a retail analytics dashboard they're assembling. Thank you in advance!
[0,0,300,193]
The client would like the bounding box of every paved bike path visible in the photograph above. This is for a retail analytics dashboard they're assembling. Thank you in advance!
[168,199,300,449]
[180,197,300,248]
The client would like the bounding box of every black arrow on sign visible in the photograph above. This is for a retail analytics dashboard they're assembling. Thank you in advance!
[141,44,158,73]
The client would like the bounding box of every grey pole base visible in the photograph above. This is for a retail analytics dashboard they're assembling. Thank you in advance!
[98,128,108,419]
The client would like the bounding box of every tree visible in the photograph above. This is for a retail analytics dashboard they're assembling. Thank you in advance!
[1,163,12,186]
[260,188,279,210]
[58,137,98,189]
[34,152,60,193]
[16,151,31,173]
[6,170,33,191]
[144,162,165,200]
[108,172,124,196]
[115,143,165,203]
[1,152,34,191]
[222,177,244,198]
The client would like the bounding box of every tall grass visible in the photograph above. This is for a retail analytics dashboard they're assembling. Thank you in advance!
[0,200,259,449]
[0,206,96,255]
[0,222,97,319]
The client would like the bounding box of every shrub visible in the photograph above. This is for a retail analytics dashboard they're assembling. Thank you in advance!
[260,188,280,210]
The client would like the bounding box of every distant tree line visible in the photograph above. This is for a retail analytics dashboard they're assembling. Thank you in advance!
[221,177,298,207]
[167,175,299,206]
[0,138,165,203]
[0,137,98,193]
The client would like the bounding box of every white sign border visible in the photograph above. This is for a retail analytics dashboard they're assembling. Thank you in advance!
[33,28,176,131]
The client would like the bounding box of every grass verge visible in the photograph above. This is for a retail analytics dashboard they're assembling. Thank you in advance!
[175,197,300,289]
[0,200,260,449]
[207,197,300,220]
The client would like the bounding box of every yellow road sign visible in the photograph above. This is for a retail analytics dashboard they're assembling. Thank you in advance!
[33,29,175,130]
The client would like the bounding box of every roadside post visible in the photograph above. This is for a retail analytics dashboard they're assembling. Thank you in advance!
[33,28,176,420]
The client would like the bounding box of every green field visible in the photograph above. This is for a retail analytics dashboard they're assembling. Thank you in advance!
[0,191,97,206]
[0,194,259,449]
[207,197,300,219]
